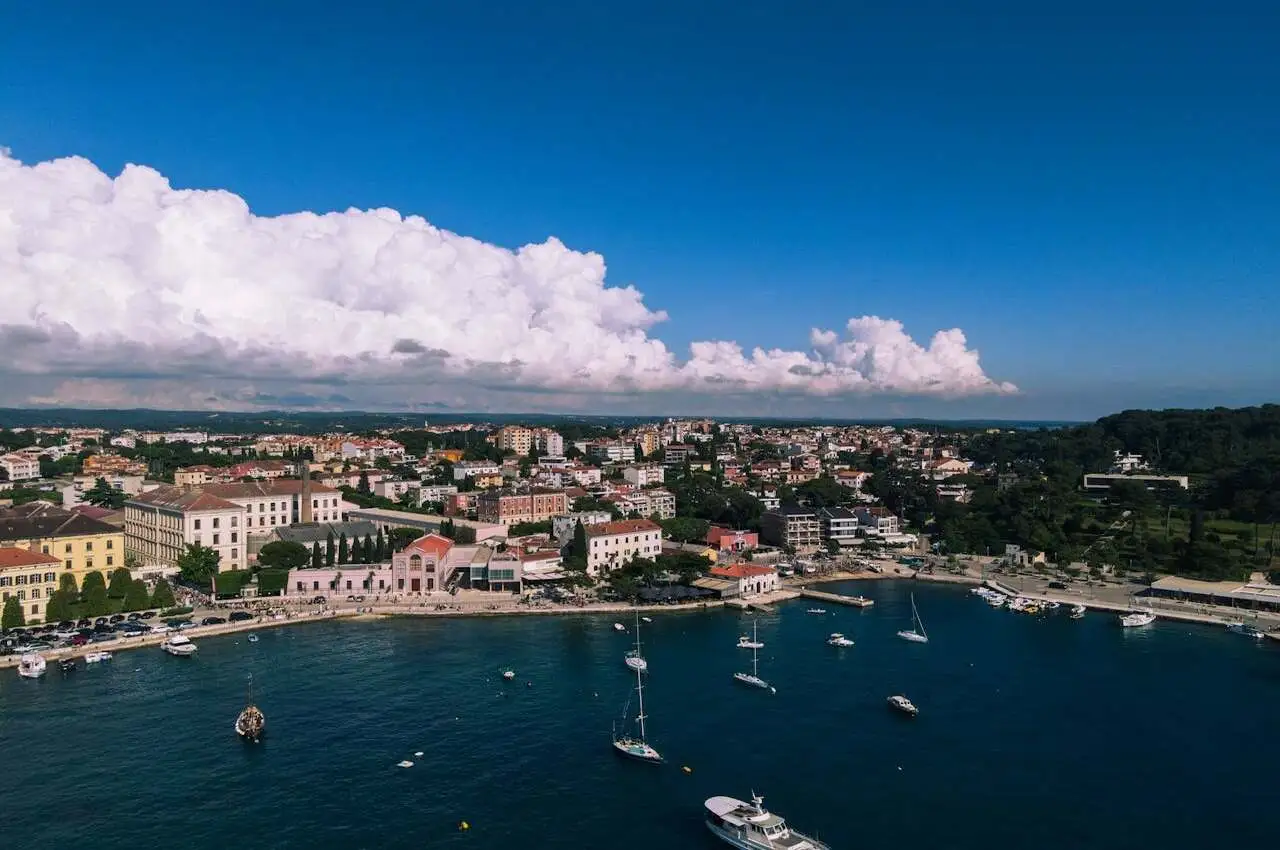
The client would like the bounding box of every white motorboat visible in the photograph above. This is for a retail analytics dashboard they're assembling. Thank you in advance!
[704,793,828,850]
[612,643,662,764]
[613,622,627,632]
[162,635,198,656]
[85,650,113,663]
[1227,622,1266,639]
[826,633,854,647]
[18,653,47,679]
[733,621,774,692]
[987,594,1007,608]
[805,608,827,615]
[887,694,919,716]
[1119,610,1156,628]
[737,634,764,650]
[641,616,653,623]
[502,670,516,680]
[624,611,648,673]
[246,633,259,643]
[1070,604,1086,619]
[896,593,929,643]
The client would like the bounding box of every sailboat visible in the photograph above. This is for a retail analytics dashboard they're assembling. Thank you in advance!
[235,675,266,742]
[612,655,661,763]
[896,593,929,643]
[733,621,774,692]
[624,611,648,673]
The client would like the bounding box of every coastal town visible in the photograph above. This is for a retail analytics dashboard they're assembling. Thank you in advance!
[3,408,1278,662]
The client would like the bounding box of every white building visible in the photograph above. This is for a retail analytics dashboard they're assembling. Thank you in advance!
[587,442,632,463]
[417,484,459,505]
[61,474,148,507]
[585,519,663,576]
[124,486,248,572]
[0,453,40,481]
[819,507,861,546]
[622,488,676,519]
[454,460,501,481]
[855,507,901,536]
[566,464,603,487]
[708,563,780,597]
[535,430,564,457]
[199,480,348,534]
[552,510,613,542]
[622,464,665,486]
[374,478,418,501]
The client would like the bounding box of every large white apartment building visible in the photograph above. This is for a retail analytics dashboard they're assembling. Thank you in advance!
[585,519,663,577]
[0,453,40,481]
[534,430,564,457]
[199,480,346,534]
[125,486,248,572]
[622,464,665,486]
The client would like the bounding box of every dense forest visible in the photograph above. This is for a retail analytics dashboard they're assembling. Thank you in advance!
[931,405,1280,581]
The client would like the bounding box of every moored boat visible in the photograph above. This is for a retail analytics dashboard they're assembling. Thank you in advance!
[1119,610,1156,628]
[58,658,77,673]
[1070,604,1086,619]
[85,650,113,663]
[737,635,764,650]
[887,694,918,716]
[162,635,198,656]
[826,633,854,647]
[613,622,626,632]
[235,676,265,742]
[733,620,774,692]
[805,608,827,615]
[896,593,929,643]
[612,640,661,764]
[1227,622,1266,639]
[704,793,828,850]
[624,611,648,673]
[18,653,46,679]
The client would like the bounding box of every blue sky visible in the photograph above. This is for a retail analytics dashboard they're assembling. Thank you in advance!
[1,0,1277,420]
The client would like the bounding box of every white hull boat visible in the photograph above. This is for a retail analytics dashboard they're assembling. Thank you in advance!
[1119,610,1156,628]
[896,593,929,643]
[1070,604,1086,619]
[613,637,661,764]
[85,651,113,663]
[734,620,773,692]
[502,670,515,680]
[805,608,827,615]
[704,793,828,850]
[887,694,919,716]
[1227,622,1266,639]
[613,622,627,632]
[826,633,854,647]
[737,637,764,650]
[162,635,198,656]
[18,653,47,679]
[624,612,648,673]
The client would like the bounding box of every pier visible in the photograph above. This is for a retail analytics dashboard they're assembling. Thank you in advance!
[724,589,800,612]
[798,588,875,608]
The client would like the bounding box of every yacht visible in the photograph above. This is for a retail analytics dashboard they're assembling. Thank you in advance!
[613,622,627,632]
[624,612,648,673]
[826,633,854,647]
[733,621,774,692]
[641,616,653,623]
[1227,622,1266,639]
[17,653,46,679]
[502,670,516,680]
[704,793,829,850]
[612,642,661,763]
[887,694,919,716]
[987,594,1007,608]
[1119,610,1156,628]
[805,608,827,615]
[737,633,765,650]
[85,650,113,663]
[896,593,929,643]
[162,635,198,656]
[1070,604,1086,619]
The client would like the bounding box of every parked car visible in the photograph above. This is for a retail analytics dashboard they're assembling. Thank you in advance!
[75,618,91,628]
[126,612,142,621]
[109,614,125,624]
[1048,580,1069,590]
[229,611,254,623]
[70,635,89,646]
[200,616,227,626]
[90,632,116,643]
[148,624,172,635]
[310,596,327,604]
[140,611,157,620]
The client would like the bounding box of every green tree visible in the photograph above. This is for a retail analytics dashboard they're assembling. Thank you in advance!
[84,476,127,509]
[825,539,842,555]
[325,532,336,566]
[338,533,349,565]
[123,579,151,611]
[311,540,323,568]
[257,541,311,570]
[150,578,176,609]
[81,570,110,616]
[177,543,220,587]
[44,589,72,622]
[571,519,588,560]
[659,516,710,543]
[454,525,476,544]
[375,527,386,560]
[59,572,79,594]
[389,527,419,551]
[363,534,375,563]
[2,596,25,630]
[107,566,133,599]
[357,471,371,494]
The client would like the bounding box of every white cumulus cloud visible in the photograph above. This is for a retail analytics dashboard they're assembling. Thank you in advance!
[0,148,1015,408]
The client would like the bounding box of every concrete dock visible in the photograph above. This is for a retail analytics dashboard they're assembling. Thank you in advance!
[798,588,875,608]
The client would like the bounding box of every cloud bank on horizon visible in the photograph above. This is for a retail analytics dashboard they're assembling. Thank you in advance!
[0,149,1016,410]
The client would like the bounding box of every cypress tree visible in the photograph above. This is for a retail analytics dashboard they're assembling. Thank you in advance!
[311,541,323,568]
[363,534,374,563]
[81,571,110,616]
[325,532,336,566]
[338,533,349,565]
[375,527,386,560]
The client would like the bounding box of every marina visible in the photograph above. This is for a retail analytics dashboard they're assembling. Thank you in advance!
[2,581,1278,849]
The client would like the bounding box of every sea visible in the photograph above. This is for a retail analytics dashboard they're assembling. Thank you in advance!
[2,581,1276,849]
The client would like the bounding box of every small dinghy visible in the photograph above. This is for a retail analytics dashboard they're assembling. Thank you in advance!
[397,760,414,768]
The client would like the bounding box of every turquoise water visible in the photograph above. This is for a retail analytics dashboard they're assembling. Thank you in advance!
[3,581,1277,849]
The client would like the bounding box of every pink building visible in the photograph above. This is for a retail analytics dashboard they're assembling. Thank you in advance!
[706,527,759,553]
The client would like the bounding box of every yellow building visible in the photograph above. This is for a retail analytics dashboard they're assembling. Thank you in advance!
[0,547,61,623]
[496,426,533,455]
[0,504,127,613]
[636,430,660,458]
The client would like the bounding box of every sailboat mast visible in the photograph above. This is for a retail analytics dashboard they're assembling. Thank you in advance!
[752,620,760,677]
[635,663,647,741]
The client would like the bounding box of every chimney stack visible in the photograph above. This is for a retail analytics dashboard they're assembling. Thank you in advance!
[300,459,313,524]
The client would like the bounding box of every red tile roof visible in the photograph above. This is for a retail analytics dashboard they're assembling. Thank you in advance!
[404,533,453,558]
[585,519,661,537]
[0,546,62,569]
[710,564,777,579]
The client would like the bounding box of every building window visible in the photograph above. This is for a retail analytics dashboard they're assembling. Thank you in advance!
[65,543,72,553]
[213,534,220,545]
[231,516,238,527]
[194,519,201,530]
[106,539,113,549]
[43,572,55,582]
[31,603,38,615]
[86,558,93,569]
[65,560,72,570]
[232,549,238,559]
[106,556,113,566]
[86,541,93,551]
[31,587,40,599]
[41,544,49,554]
[16,590,25,600]
[231,532,238,543]
[213,518,220,529]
